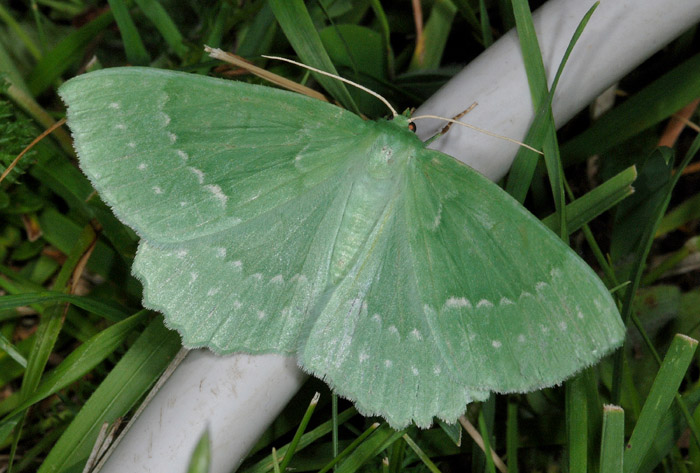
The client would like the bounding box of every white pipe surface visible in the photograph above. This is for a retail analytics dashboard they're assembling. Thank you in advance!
[97,352,305,473]
[415,0,700,180]
[96,0,700,472]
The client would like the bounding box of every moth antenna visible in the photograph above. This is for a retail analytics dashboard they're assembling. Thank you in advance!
[262,55,399,118]
[411,114,544,155]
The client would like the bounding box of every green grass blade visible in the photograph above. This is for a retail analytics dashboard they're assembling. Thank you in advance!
[541,165,636,234]
[566,376,588,473]
[478,0,494,47]
[278,392,320,472]
[318,422,379,473]
[506,399,519,473]
[134,0,187,59]
[624,334,698,473]
[656,192,700,238]
[507,2,598,238]
[0,332,25,368]
[268,0,358,113]
[19,225,96,403]
[37,316,181,473]
[613,135,700,401]
[336,425,405,473]
[478,409,497,473]
[242,407,358,473]
[1,310,147,418]
[409,0,457,71]
[402,433,442,473]
[637,385,700,473]
[0,292,129,322]
[236,2,276,57]
[27,10,115,96]
[600,405,624,473]
[186,428,211,473]
[107,0,151,66]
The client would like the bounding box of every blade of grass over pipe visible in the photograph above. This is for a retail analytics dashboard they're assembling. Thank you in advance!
[507,2,599,239]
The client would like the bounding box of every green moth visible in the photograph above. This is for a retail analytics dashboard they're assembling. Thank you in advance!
[59,67,625,428]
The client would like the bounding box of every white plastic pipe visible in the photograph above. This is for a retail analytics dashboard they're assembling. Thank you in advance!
[96,351,305,473]
[96,0,700,472]
[415,0,700,181]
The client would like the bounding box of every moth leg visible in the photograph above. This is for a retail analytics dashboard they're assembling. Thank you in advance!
[422,103,478,145]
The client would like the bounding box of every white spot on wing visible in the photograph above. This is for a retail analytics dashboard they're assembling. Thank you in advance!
[411,328,423,341]
[188,167,205,184]
[430,203,443,230]
[153,186,163,194]
[177,150,188,161]
[168,132,177,143]
[492,340,502,348]
[176,249,188,259]
[138,163,147,170]
[128,142,136,148]
[559,322,567,331]
[161,113,171,126]
[216,248,226,258]
[518,334,526,342]
[372,314,381,323]
[270,274,284,284]
[433,366,441,375]
[384,359,393,368]
[252,273,263,280]
[550,267,562,278]
[388,325,398,335]
[233,300,242,309]
[411,366,419,376]
[257,310,266,319]
[520,291,533,299]
[359,352,369,362]
[109,102,120,109]
[189,272,198,283]
[477,299,494,309]
[115,123,126,130]
[446,297,471,309]
[536,281,548,291]
[499,297,514,306]
[207,288,219,296]
[232,260,242,269]
[206,184,228,205]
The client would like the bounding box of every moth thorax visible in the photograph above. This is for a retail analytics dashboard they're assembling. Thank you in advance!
[366,134,409,179]
[329,175,394,285]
